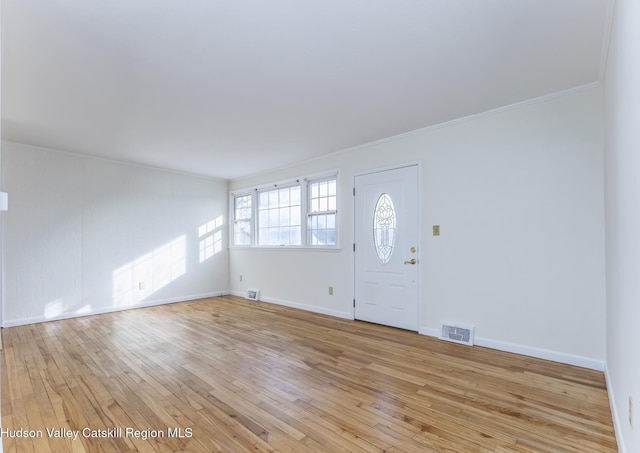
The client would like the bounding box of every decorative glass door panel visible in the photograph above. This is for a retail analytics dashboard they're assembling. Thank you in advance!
[373,193,396,263]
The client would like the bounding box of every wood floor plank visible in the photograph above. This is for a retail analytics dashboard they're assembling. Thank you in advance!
[2,295,617,452]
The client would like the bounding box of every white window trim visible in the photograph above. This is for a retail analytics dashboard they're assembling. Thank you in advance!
[229,170,340,250]
[306,175,339,248]
[230,191,255,247]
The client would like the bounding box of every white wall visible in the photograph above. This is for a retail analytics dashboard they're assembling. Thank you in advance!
[603,0,640,450]
[0,7,4,331]
[230,87,606,369]
[1,142,229,325]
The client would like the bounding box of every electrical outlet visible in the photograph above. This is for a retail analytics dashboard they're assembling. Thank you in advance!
[239,275,243,282]
[328,286,334,295]
[138,282,145,290]
[630,397,634,429]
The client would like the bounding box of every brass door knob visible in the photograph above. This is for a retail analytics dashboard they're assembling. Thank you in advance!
[404,259,417,265]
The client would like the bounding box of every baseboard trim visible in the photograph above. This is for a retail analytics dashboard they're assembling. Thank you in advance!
[229,291,353,320]
[605,364,627,453]
[420,327,605,371]
[3,291,227,327]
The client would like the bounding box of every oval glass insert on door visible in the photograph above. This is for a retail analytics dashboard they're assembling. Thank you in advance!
[373,193,396,263]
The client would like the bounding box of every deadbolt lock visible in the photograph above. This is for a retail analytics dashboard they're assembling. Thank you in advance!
[410,247,416,253]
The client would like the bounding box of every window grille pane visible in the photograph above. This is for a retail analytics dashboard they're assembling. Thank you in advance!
[268,209,278,225]
[291,226,301,244]
[318,214,326,229]
[235,195,251,219]
[291,206,301,224]
[291,186,301,203]
[327,213,335,229]
[280,207,290,224]
[328,180,336,195]
[234,220,251,246]
[269,229,279,245]
[279,228,289,244]
[328,195,336,211]
[268,190,279,207]
[259,213,268,228]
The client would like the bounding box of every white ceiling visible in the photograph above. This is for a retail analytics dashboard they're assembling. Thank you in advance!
[1,0,611,180]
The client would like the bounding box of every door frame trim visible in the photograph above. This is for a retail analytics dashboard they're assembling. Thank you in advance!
[351,161,422,328]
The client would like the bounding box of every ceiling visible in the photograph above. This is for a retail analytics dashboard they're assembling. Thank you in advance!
[1,0,612,180]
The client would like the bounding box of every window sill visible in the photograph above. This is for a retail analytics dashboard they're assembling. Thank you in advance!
[229,246,342,252]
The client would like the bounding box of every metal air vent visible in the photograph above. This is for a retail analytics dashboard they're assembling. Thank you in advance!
[439,322,474,346]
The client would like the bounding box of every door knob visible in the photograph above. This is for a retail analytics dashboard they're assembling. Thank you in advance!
[404,259,416,265]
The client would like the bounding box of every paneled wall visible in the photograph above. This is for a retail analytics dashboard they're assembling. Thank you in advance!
[2,142,229,325]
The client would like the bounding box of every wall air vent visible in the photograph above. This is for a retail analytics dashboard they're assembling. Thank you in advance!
[439,322,474,346]
[245,289,260,301]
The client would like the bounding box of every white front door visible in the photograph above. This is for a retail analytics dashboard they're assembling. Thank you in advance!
[354,165,419,331]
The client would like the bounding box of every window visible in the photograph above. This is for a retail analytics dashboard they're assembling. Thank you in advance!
[307,177,337,246]
[231,172,338,248]
[233,194,252,246]
[258,185,302,246]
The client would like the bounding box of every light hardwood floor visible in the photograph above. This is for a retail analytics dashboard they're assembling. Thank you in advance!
[2,296,617,452]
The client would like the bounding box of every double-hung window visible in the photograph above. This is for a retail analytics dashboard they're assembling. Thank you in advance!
[231,172,338,248]
[307,177,337,246]
[233,194,252,246]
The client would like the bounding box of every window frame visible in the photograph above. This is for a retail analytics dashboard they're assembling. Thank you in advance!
[257,182,303,247]
[232,192,254,247]
[306,176,338,248]
[230,171,340,250]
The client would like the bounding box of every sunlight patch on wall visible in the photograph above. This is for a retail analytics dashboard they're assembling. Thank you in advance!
[44,300,93,319]
[112,235,186,307]
[75,305,93,315]
[199,216,224,263]
[44,299,64,319]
